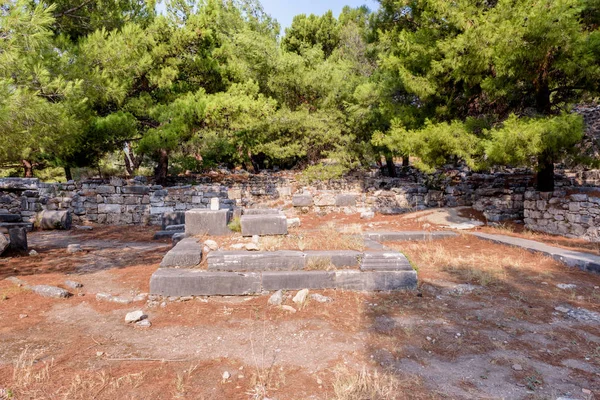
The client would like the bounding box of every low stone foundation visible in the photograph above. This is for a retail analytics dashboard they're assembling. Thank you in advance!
[524,188,600,242]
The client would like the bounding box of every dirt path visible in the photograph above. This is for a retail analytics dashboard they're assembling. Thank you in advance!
[0,222,599,399]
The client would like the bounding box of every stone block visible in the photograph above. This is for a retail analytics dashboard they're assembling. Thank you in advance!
[314,193,336,207]
[95,185,115,194]
[335,194,357,207]
[8,227,27,253]
[35,210,72,230]
[360,251,413,271]
[121,186,150,195]
[150,206,174,215]
[363,231,458,242]
[243,209,281,215]
[162,211,186,229]
[208,250,306,271]
[185,209,231,236]
[0,214,22,223]
[335,270,418,291]
[240,214,287,236]
[292,194,313,207]
[0,233,8,256]
[98,204,121,214]
[262,271,336,291]
[0,178,39,191]
[304,250,361,268]
[228,189,242,200]
[160,238,202,268]
[150,269,262,296]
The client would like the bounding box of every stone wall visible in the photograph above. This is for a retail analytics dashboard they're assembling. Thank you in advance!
[524,188,600,242]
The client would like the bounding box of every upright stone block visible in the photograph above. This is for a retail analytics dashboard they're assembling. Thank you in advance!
[240,214,287,236]
[185,209,231,236]
[210,197,220,211]
[8,227,27,253]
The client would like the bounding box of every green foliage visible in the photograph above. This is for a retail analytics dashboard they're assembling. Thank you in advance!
[301,164,348,183]
[228,217,241,232]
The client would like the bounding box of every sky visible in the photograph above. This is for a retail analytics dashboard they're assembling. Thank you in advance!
[259,0,379,31]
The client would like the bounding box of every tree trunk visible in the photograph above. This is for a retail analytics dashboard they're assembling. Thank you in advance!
[64,166,73,181]
[124,142,142,177]
[536,152,555,192]
[402,155,409,167]
[22,160,33,178]
[385,154,397,177]
[155,149,169,185]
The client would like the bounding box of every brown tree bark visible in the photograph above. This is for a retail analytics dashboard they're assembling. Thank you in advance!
[385,154,397,177]
[154,149,169,184]
[22,160,33,177]
[64,166,73,181]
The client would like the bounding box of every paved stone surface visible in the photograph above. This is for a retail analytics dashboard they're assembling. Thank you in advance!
[240,214,287,236]
[470,232,600,273]
[208,250,306,271]
[360,251,413,271]
[150,269,262,296]
[36,210,72,230]
[364,231,458,242]
[185,209,231,236]
[160,238,202,268]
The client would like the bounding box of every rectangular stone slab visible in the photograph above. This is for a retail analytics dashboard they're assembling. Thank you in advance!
[292,194,313,207]
[150,269,262,296]
[364,231,458,242]
[240,214,287,236]
[360,251,413,271]
[262,271,336,290]
[208,250,306,271]
[335,270,417,291]
[243,209,282,215]
[304,250,361,268]
[160,238,202,268]
[185,209,231,236]
[0,214,22,223]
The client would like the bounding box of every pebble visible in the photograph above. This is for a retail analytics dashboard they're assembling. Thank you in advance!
[222,371,231,380]
[287,218,301,228]
[512,364,523,371]
[75,225,93,231]
[268,290,284,306]
[135,320,152,328]
[293,289,309,306]
[67,244,82,254]
[556,283,577,290]
[19,314,28,319]
[245,243,259,251]
[28,250,38,256]
[204,240,218,251]
[251,235,260,244]
[360,211,375,219]
[230,243,246,250]
[281,305,296,313]
[65,280,83,289]
[96,351,104,357]
[310,293,332,303]
[125,310,146,323]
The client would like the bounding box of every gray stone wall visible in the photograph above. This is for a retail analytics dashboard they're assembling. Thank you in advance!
[524,188,600,242]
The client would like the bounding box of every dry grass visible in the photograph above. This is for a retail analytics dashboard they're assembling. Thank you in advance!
[305,257,337,271]
[332,365,408,400]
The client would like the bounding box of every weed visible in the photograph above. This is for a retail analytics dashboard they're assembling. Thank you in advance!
[228,217,241,232]
[332,365,402,400]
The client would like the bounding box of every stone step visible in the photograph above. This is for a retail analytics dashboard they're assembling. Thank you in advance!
[364,231,458,242]
[160,238,202,268]
[153,230,180,240]
[208,251,306,272]
[165,224,185,231]
[150,268,417,296]
[360,251,413,271]
[0,222,33,233]
[0,214,22,223]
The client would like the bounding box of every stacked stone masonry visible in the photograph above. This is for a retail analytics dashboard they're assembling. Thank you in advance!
[524,188,600,242]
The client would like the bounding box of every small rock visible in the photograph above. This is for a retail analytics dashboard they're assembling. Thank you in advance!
[555,306,570,313]
[556,283,577,290]
[245,243,259,251]
[28,249,38,256]
[96,292,113,301]
[125,310,146,323]
[268,290,284,306]
[64,280,83,289]
[133,293,148,302]
[31,285,71,299]
[582,389,592,395]
[360,211,375,219]
[281,305,296,313]
[96,351,104,357]
[204,240,218,251]
[231,243,246,250]
[512,364,523,371]
[67,244,82,254]
[75,225,93,231]
[0,233,9,256]
[426,336,432,341]
[316,378,323,385]
[287,218,301,228]
[251,235,260,244]
[293,289,309,306]
[135,319,152,328]
[310,293,332,303]
[19,314,28,319]
[541,282,548,285]
[222,371,231,380]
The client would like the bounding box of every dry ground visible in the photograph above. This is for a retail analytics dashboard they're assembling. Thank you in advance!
[0,215,599,400]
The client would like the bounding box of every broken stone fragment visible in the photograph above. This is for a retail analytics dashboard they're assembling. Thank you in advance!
[125,310,147,323]
[31,285,71,299]
[268,289,284,306]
